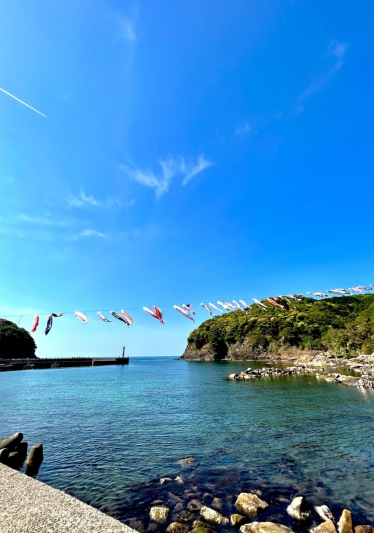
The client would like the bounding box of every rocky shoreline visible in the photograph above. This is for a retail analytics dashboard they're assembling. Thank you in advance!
[113,459,373,533]
[218,353,374,390]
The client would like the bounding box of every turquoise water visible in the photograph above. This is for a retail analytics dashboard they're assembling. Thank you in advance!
[1,357,373,525]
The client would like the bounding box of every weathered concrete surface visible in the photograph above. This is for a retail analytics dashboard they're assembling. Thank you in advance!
[0,463,138,533]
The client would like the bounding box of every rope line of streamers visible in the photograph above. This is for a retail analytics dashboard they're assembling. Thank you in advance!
[1,285,372,331]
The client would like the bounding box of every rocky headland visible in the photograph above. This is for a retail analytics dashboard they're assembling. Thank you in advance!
[181,295,374,370]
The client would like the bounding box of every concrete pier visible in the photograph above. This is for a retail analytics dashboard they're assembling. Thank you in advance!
[0,357,129,371]
[0,463,137,533]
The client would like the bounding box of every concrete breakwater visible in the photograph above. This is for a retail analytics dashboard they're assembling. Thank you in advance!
[0,356,130,371]
[0,432,44,475]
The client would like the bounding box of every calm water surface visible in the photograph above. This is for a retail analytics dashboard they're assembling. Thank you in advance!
[1,357,373,524]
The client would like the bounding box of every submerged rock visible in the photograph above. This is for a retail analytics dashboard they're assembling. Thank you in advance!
[311,520,337,533]
[212,497,223,510]
[200,506,228,525]
[188,499,203,511]
[166,522,188,533]
[150,506,169,522]
[160,477,173,485]
[174,511,193,522]
[193,520,212,529]
[231,514,246,527]
[338,510,353,533]
[355,527,373,533]
[179,457,194,467]
[286,496,311,521]
[235,493,269,518]
[240,521,294,533]
[315,506,334,522]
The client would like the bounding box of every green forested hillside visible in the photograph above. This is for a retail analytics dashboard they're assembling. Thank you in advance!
[0,319,37,359]
[182,294,374,360]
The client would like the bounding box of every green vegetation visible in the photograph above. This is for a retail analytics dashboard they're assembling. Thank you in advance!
[184,294,374,360]
[0,319,37,359]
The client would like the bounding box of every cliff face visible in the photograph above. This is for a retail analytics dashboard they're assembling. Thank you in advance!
[180,294,374,361]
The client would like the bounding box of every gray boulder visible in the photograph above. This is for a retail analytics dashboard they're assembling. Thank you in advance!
[311,520,337,533]
[286,497,311,521]
[314,506,334,522]
[338,510,353,533]
[166,522,188,533]
[200,506,228,525]
[150,506,169,522]
[235,493,269,518]
[240,521,294,533]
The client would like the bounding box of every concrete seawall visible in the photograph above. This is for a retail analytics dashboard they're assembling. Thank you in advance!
[0,463,137,533]
[0,357,130,371]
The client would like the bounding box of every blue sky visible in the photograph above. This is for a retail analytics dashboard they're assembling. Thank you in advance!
[1,0,374,358]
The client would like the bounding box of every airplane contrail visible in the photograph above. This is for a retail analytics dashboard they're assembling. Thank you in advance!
[0,87,47,118]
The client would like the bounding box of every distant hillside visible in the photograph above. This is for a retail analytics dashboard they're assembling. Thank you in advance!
[181,294,374,361]
[0,319,37,359]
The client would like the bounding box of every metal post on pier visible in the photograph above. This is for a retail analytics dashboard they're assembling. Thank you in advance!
[122,346,126,359]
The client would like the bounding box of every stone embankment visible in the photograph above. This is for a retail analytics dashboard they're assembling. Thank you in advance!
[145,479,372,533]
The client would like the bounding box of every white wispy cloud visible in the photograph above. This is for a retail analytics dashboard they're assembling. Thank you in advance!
[327,40,348,60]
[121,154,213,198]
[17,214,72,227]
[181,154,213,185]
[68,190,123,210]
[78,229,108,239]
[235,122,252,137]
[295,40,348,114]
[119,17,137,44]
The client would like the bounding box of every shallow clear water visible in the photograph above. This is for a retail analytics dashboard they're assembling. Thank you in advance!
[1,357,373,525]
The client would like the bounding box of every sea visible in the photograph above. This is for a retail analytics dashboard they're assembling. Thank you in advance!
[1,357,373,529]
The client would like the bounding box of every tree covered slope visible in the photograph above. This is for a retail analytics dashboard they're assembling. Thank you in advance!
[181,294,374,361]
[0,319,37,359]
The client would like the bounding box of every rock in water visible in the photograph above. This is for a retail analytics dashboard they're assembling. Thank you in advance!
[286,497,311,521]
[212,497,223,510]
[311,520,337,533]
[338,510,353,533]
[355,527,373,533]
[179,457,194,467]
[166,522,188,533]
[355,527,374,533]
[160,477,173,484]
[231,514,246,527]
[188,499,203,511]
[150,506,169,522]
[193,521,212,529]
[235,493,269,518]
[200,506,228,525]
[315,506,335,522]
[240,521,295,533]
